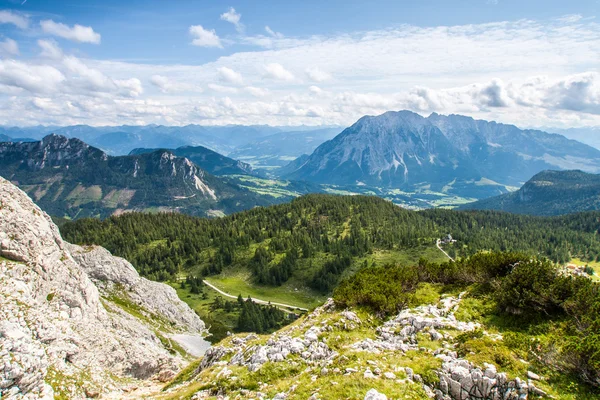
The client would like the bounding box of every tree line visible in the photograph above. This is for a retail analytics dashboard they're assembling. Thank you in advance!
[61,194,600,287]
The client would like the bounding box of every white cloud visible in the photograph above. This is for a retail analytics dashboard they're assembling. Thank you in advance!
[264,63,295,81]
[0,38,19,56]
[189,25,222,48]
[309,85,323,95]
[0,10,29,29]
[37,39,63,59]
[115,78,143,97]
[220,7,244,33]
[0,60,65,94]
[265,26,283,38]
[40,20,101,44]
[150,75,202,93]
[208,83,238,93]
[239,35,274,48]
[305,67,331,82]
[218,66,243,85]
[3,16,600,128]
[245,86,269,97]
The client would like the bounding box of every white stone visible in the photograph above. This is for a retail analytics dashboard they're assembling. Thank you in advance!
[364,388,387,400]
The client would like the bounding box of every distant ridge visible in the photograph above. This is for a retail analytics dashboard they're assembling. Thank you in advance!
[284,111,600,199]
[129,145,257,176]
[0,134,277,219]
[459,170,600,216]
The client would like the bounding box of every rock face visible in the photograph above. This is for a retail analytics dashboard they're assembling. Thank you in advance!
[68,244,205,333]
[0,177,206,399]
[351,294,547,400]
[129,145,256,177]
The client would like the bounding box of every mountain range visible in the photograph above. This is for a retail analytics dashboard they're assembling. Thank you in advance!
[129,145,257,176]
[2,112,600,217]
[460,170,600,216]
[0,134,277,219]
[0,124,341,159]
[283,111,600,199]
[548,126,600,151]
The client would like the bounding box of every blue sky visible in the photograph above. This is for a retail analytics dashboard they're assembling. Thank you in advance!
[0,0,599,127]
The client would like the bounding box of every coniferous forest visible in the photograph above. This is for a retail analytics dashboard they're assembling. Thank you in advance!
[61,194,600,287]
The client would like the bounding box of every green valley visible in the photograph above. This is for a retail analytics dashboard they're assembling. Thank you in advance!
[61,194,600,344]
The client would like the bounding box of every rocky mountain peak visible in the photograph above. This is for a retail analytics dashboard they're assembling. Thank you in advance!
[284,110,600,195]
[0,177,207,398]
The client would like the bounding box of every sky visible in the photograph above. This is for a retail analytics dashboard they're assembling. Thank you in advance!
[0,0,599,128]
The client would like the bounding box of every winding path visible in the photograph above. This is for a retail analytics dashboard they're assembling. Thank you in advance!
[436,239,455,262]
[202,280,309,312]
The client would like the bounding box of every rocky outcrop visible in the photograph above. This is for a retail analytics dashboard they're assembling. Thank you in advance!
[433,355,547,400]
[68,244,205,333]
[198,324,338,374]
[195,300,339,378]
[353,293,479,353]
[0,177,206,399]
[351,294,548,400]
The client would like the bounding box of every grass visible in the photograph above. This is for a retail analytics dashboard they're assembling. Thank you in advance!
[168,281,239,343]
[159,279,600,400]
[569,258,600,281]
[224,175,305,199]
[451,289,600,399]
[206,270,326,310]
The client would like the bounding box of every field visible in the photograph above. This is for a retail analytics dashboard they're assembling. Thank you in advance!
[570,257,600,281]
[206,269,326,310]
[223,174,501,210]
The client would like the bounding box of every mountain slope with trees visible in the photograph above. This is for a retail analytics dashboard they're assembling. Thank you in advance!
[460,170,600,216]
[61,194,600,282]
[130,145,257,176]
[0,134,279,219]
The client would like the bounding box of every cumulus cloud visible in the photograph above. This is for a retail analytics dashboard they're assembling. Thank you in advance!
[189,25,222,48]
[0,38,19,56]
[309,85,323,95]
[245,86,269,97]
[220,7,243,33]
[0,60,65,94]
[115,78,143,97]
[0,10,29,29]
[208,83,238,93]
[37,39,63,59]
[305,67,331,82]
[547,73,600,115]
[150,75,201,93]
[40,20,101,44]
[264,63,294,81]
[3,16,600,128]
[17,54,143,97]
[477,79,511,108]
[218,67,243,85]
[64,57,142,97]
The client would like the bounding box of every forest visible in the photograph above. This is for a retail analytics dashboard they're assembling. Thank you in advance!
[61,194,600,288]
